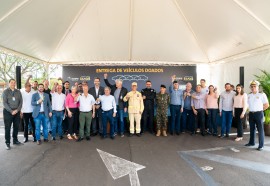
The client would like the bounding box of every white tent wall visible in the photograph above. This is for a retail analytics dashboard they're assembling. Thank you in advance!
[205,51,270,91]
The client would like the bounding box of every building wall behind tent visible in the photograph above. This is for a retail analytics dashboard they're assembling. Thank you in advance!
[203,51,270,91]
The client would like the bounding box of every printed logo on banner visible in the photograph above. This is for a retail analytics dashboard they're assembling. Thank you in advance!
[184,76,194,81]
[112,75,149,81]
[67,77,79,81]
[80,76,90,81]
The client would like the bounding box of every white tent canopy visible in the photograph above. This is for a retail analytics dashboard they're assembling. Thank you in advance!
[1,0,270,89]
[0,0,270,65]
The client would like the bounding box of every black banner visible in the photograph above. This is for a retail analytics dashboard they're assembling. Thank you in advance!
[62,66,197,91]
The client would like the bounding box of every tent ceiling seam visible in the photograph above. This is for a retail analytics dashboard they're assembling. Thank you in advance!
[172,0,210,63]
[233,0,270,32]
[47,0,92,62]
[0,45,47,64]
[210,43,270,63]
[0,0,31,23]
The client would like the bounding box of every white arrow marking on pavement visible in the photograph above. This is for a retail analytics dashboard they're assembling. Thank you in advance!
[97,149,145,186]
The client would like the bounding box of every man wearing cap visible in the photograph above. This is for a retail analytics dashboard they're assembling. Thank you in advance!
[141,80,156,134]
[124,82,144,137]
[245,80,269,151]
[169,75,184,135]
[156,85,170,137]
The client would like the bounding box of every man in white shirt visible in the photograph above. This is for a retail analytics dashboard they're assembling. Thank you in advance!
[75,85,96,142]
[20,82,35,143]
[245,80,269,151]
[97,87,117,139]
[219,83,235,138]
[51,83,66,140]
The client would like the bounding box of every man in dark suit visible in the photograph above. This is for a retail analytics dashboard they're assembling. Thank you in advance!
[31,84,52,145]
[104,73,128,137]
[89,77,104,136]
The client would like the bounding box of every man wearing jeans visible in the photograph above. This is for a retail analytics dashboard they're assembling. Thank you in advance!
[51,84,66,141]
[104,73,127,137]
[169,75,184,135]
[31,84,52,145]
[182,82,195,133]
[2,79,23,150]
[219,83,235,138]
[89,77,104,136]
[97,87,117,139]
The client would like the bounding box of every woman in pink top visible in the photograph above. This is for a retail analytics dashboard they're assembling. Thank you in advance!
[206,85,219,136]
[65,86,80,140]
[233,84,248,141]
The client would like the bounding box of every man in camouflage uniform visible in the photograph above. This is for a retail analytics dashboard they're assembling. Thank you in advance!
[156,84,170,137]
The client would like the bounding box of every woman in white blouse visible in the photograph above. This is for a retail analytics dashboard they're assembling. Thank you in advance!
[233,84,248,141]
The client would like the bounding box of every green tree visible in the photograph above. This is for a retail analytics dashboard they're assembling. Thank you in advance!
[0,51,60,84]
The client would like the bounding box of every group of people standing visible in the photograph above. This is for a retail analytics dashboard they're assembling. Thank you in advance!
[2,74,269,151]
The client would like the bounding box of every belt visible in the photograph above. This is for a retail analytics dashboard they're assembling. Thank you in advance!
[249,111,263,114]
[103,109,113,112]
[53,110,64,112]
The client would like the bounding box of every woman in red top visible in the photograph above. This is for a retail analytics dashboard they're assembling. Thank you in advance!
[65,86,80,140]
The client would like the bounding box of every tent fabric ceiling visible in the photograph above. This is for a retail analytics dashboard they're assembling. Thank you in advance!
[0,0,270,64]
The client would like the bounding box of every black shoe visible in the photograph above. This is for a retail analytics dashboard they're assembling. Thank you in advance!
[86,137,91,141]
[110,136,115,140]
[44,139,49,142]
[225,134,229,137]
[60,136,64,140]
[129,133,134,137]
[23,138,28,143]
[136,133,141,137]
[76,137,83,142]
[176,132,180,136]
[201,133,205,136]
[257,147,264,151]
[170,132,174,136]
[6,143,11,150]
[245,143,255,147]
[13,141,22,145]
[91,132,97,137]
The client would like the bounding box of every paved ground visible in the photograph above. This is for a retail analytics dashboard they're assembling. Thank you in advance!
[0,110,270,186]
